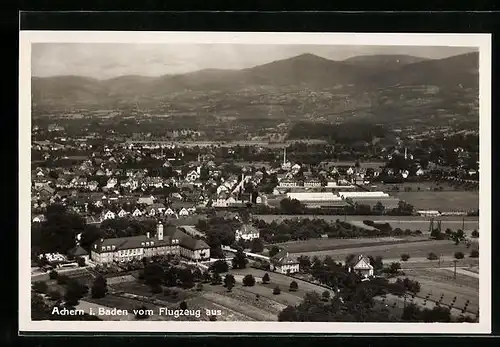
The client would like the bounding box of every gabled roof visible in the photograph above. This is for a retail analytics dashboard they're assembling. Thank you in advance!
[352,255,374,270]
[92,233,173,253]
[70,245,89,256]
[271,250,299,266]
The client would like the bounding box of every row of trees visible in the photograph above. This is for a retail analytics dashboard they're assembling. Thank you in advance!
[254,218,419,245]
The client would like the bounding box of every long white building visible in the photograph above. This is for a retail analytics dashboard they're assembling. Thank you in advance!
[338,191,389,199]
[287,192,343,201]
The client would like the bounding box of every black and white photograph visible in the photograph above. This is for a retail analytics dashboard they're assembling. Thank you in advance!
[19,31,491,334]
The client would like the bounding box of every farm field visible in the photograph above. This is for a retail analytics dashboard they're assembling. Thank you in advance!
[275,236,428,254]
[255,215,479,232]
[229,267,330,296]
[289,239,474,260]
[401,268,479,315]
[394,191,479,212]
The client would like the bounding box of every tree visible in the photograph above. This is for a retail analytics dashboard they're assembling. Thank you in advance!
[150,284,163,294]
[278,306,299,321]
[179,301,188,310]
[202,271,212,283]
[76,257,86,267]
[232,249,247,269]
[269,246,281,258]
[64,280,87,307]
[56,275,70,285]
[427,252,439,260]
[401,254,410,262]
[142,263,164,288]
[273,285,281,295]
[34,204,87,255]
[32,281,49,294]
[401,278,421,294]
[280,198,304,215]
[368,256,384,272]
[224,274,236,292]
[91,275,108,299]
[297,256,311,271]
[48,270,59,280]
[289,281,298,292]
[470,250,479,258]
[321,290,331,301]
[210,260,229,274]
[454,252,465,260]
[242,274,256,287]
[431,228,445,240]
[372,201,385,215]
[47,289,62,301]
[386,262,402,276]
[250,238,264,253]
[262,273,270,284]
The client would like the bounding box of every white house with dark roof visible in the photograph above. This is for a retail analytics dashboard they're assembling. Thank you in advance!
[270,250,300,274]
[348,255,374,278]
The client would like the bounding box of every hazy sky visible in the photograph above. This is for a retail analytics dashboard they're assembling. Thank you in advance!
[32,43,477,79]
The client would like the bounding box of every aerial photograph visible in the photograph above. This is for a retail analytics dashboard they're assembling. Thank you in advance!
[28,39,481,325]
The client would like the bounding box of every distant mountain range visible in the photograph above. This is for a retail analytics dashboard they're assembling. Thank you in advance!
[31,52,479,109]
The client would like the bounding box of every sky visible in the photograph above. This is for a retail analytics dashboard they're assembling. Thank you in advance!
[32,43,477,79]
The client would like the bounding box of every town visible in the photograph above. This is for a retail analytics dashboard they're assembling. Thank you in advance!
[30,48,480,324]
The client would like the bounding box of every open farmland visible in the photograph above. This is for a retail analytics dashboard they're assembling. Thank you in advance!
[230,267,330,296]
[275,236,428,254]
[394,191,479,212]
[289,239,474,260]
[401,268,479,315]
[255,214,479,232]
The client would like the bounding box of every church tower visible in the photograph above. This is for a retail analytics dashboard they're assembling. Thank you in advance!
[157,222,164,241]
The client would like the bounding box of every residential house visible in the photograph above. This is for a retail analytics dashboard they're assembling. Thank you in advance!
[87,180,99,191]
[106,178,118,189]
[165,208,176,216]
[32,215,46,223]
[178,208,189,216]
[147,203,166,216]
[132,208,143,217]
[102,210,116,220]
[185,170,200,182]
[348,255,374,278]
[117,209,128,218]
[68,246,90,263]
[270,250,300,274]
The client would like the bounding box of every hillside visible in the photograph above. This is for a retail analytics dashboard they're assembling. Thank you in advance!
[31,52,479,112]
[370,52,479,88]
[342,54,430,70]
